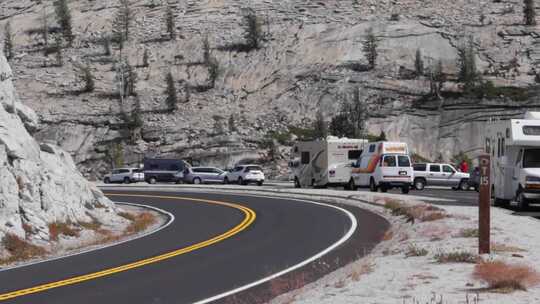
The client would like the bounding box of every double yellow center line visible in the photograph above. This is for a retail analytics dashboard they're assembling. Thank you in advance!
[0,194,256,301]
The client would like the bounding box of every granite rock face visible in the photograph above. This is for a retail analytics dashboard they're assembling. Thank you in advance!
[2,0,540,178]
[0,54,117,246]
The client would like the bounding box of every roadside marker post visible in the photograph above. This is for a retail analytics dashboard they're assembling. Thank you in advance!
[478,154,491,254]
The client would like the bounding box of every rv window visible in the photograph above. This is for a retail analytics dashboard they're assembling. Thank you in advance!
[523,126,540,136]
[301,152,310,164]
[523,149,540,168]
[369,145,376,153]
[429,165,441,172]
[348,150,362,160]
[382,155,396,167]
[398,156,410,167]
[413,164,426,171]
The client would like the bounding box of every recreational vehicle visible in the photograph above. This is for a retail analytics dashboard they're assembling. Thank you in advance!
[351,141,414,194]
[289,137,366,188]
[486,112,540,209]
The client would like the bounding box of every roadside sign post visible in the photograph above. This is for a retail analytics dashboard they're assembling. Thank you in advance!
[478,155,491,254]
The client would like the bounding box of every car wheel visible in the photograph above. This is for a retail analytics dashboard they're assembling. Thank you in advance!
[414,178,425,191]
[148,177,157,184]
[193,178,202,184]
[459,180,469,191]
[401,185,410,194]
[369,178,377,192]
[380,185,388,193]
[294,177,301,188]
[347,179,357,191]
[238,177,245,185]
[123,177,131,184]
[257,181,263,186]
[224,177,229,184]
[104,177,110,184]
[516,187,530,210]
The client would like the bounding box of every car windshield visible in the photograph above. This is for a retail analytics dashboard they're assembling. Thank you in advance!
[245,166,262,172]
[523,149,540,168]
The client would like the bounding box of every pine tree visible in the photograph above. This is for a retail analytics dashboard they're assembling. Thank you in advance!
[228,115,236,132]
[429,59,445,98]
[75,63,95,92]
[54,0,74,46]
[313,109,328,139]
[3,21,14,61]
[116,59,137,97]
[54,36,63,66]
[101,35,112,56]
[377,130,387,141]
[242,7,262,50]
[457,37,478,93]
[414,48,424,77]
[329,89,366,138]
[207,56,220,88]
[165,5,176,40]
[165,71,178,111]
[142,48,150,67]
[524,0,537,26]
[113,0,134,45]
[362,28,378,70]
[202,34,211,64]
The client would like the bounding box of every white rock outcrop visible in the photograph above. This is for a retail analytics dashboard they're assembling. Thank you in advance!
[0,54,116,244]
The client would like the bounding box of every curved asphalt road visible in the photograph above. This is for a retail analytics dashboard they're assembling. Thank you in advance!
[0,191,387,304]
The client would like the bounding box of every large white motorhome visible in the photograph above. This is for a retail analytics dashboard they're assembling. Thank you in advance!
[486,111,540,209]
[289,137,367,189]
[351,141,414,194]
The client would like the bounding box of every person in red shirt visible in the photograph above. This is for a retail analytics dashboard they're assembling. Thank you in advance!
[459,160,469,173]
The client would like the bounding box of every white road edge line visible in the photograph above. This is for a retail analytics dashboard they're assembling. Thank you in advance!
[0,201,175,273]
[193,192,359,304]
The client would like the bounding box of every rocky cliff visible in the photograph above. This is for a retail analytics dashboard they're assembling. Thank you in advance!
[2,0,540,178]
[0,53,118,248]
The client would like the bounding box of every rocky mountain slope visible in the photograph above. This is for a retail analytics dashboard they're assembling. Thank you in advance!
[2,0,540,178]
[0,53,122,253]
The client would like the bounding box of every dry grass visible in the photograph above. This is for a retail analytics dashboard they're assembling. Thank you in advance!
[269,272,307,298]
[458,228,479,238]
[125,212,156,235]
[419,224,451,241]
[0,233,47,264]
[406,244,429,257]
[434,250,477,264]
[48,222,80,241]
[491,243,526,253]
[350,261,375,281]
[382,229,394,241]
[118,211,137,222]
[383,200,448,224]
[473,260,540,292]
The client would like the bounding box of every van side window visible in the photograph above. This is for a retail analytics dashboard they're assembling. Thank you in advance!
[301,152,310,164]
[369,145,376,153]
[382,155,396,167]
[429,165,441,172]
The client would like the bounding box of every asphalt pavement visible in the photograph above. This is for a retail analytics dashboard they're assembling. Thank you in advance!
[0,191,387,304]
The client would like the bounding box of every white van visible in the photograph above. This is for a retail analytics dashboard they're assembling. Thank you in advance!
[289,137,366,189]
[351,141,414,194]
[486,111,540,209]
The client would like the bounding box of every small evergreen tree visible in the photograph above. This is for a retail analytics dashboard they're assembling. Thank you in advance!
[228,114,236,132]
[208,56,220,88]
[457,37,479,93]
[362,28,378,70]
[524,0,537,26]
[377,130,387,141]
[414,48,424,77]
[165,71,178,111]
[165,5,176,40]
[75,63,95,92]
[54,36,63,66]
[429,59,445,98]
[3,21,14,61]
[101,34,112,56]
[113,0,134,45]
[116,59,137,97]
[313,109,328,139]
[242,7,262,50]
[202,34,211,64]
[54,0,74,46]
[329,88,366,138]
[142,48,150,67]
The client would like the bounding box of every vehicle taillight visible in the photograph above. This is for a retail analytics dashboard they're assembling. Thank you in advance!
[329,170,335,177]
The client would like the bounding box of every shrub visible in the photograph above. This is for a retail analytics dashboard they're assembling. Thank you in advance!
[48,221,80,241]
[74,63,95,92]
[524,0,537,26]
[207,56,220,88]
[242,7,263,51]
[54,0,74,45]
[406,244,429,257]
[473,260,540,291]
[125,212,156,234]
[434,250,477,263]
[459,228,479,238]
[1,234,47,263]
[3,21,14,60]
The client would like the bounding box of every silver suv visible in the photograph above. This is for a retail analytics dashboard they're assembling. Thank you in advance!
[224,165,265,186]
[412,163,470,191]
[183,167,226,184]
[103,168,144,184]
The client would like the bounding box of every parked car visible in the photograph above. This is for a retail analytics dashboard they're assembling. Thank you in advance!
[225,165,265,186]
[103,168,144,184]
[183,167,226,184]
[412,163,470,191]
[468,167,480,192]
[143,158,189,184]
